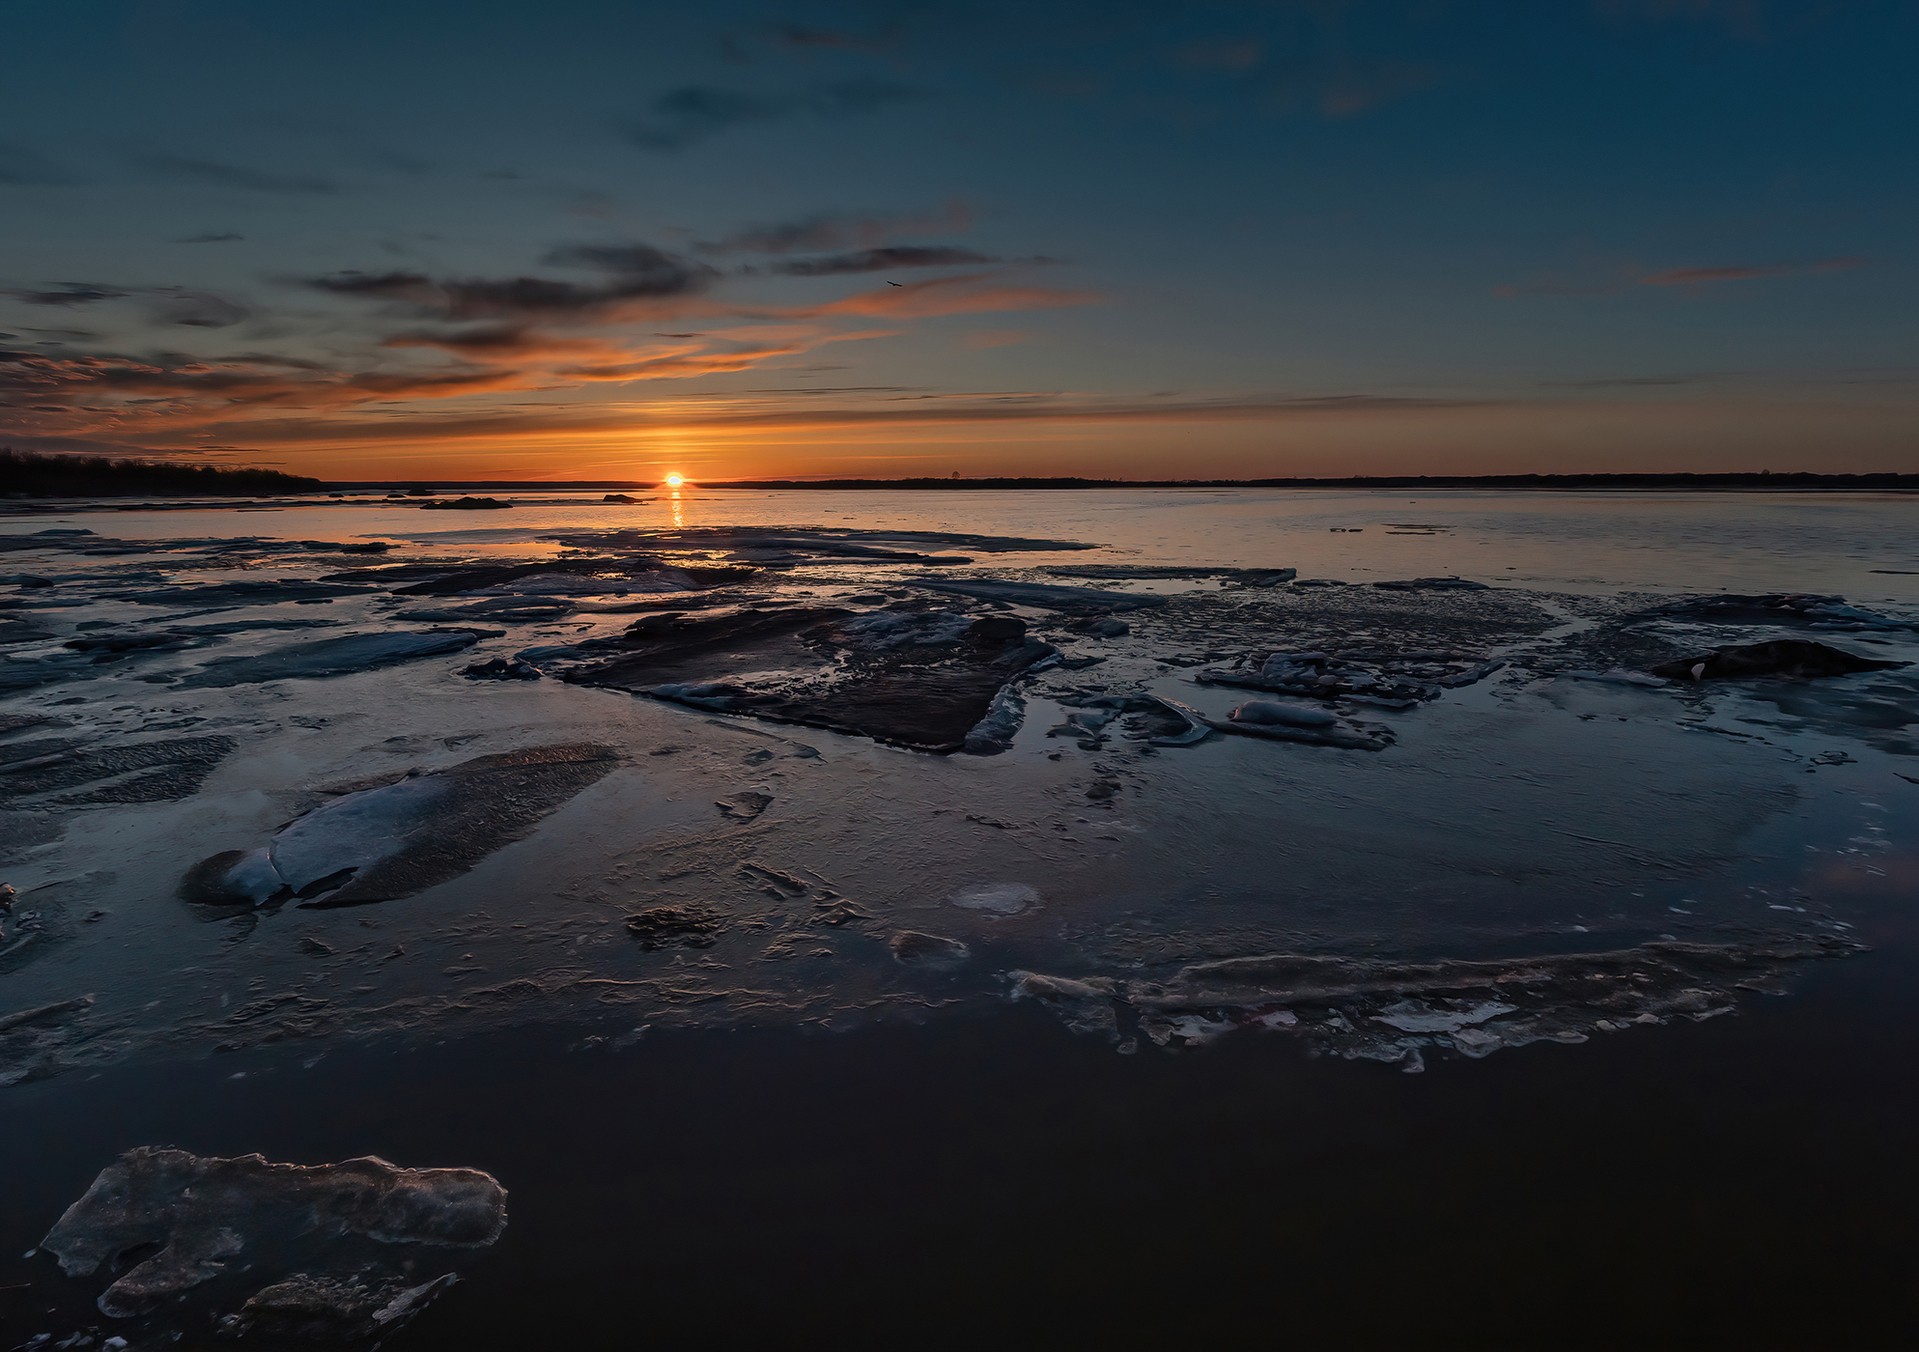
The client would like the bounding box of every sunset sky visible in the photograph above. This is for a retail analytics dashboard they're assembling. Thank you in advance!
[3,0,1915,481]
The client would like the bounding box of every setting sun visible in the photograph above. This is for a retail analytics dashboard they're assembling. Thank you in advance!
[663,472,685,488]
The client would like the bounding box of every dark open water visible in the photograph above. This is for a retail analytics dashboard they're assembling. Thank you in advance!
[5,907,1917,1348]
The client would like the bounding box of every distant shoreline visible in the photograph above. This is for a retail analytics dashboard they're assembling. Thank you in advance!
[320,472,1919,493]
[5,458,1918,502]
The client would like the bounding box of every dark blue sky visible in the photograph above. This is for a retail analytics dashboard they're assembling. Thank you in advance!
[3,0,1914,478]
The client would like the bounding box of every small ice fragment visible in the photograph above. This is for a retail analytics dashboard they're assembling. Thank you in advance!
[1559,668,1669,688]
[951,883,1039,915]
[1371,999,1516,1035]
[1228,699,1338,729]
[1159,1014,1234,1045]
[715,790,772,821]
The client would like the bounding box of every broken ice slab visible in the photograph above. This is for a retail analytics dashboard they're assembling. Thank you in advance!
[545,605,1057,754]
[1197,649,1503,709]
[905,575,1167,612]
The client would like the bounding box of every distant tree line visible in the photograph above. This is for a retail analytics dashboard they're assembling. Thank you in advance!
[0,449,322,497]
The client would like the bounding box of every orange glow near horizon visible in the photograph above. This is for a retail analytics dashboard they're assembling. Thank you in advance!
[663,472,685,487]
[181,391,1919,483]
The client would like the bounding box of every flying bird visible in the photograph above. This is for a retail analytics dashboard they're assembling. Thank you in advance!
[886,280,904,287]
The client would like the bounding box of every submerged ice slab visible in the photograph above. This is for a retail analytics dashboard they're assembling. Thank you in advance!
[181,743,619,907]
[541,525,1097,565]
[1643,592,1913,632]
[384,556,750,597]
[176,629,485,687]
[1647,638,1907,681]
[0,996,95,1088]
[0,733,236,807]
[906,575,1166,612]
[1044,563,1296,587]
[112,579,377,607]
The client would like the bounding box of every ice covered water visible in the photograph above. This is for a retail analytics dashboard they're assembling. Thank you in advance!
[1,488,1915,1081]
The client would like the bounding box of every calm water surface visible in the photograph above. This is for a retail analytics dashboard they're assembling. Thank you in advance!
[20,487,1919,597]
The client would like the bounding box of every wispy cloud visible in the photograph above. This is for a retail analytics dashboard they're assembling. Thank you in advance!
[1591,0,1769,40]
[0,140,74,186]
[695,202,972,255]
[7,223,1095,458]
[0,347,531,452]
[307,243,717,321]
[779,272,1100,319]
[3,281,250,328]
[1636,256,1862,288]
[381,325,625,361]
[1499,254,1864,296]
[769,23,901,57]
[542,242,710,276]
[618,80,922,151]
[762,246,1002,276]
[142,288,250,328]
[129,151,339,194]
[1311,61,1441,119]
[173,231,244,245]
[4,284,129,306]
[0,305,902,455]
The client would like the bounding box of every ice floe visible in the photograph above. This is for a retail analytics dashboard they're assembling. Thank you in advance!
[40,1147,505,1338]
